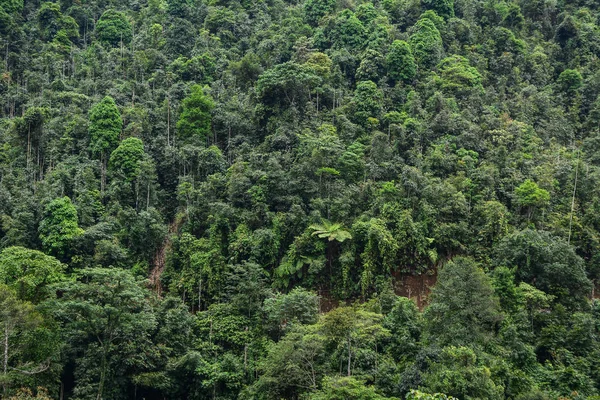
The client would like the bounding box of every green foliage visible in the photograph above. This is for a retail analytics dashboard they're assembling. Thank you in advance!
[424,257,502,346]
[264,287,319,335]
[0,247,65,302]
[3,0,600,397]
[49,268,155,400]
[406,390,457,400]
[421,0,454,19]
[176,85,215,141]
[38,197,83,258]
[515,180,549,208]
[421,346,504,400]
[515,179,550,221]
[0,0,23,13]
[37,2,65,41]
[305,0,336,26]
[96,9,132,46]
[436,55,483,96]
[310,220,352,242]
[109,137,145,182]
[254,323,326,398]
[310,376,397,400]
[0,285,60,397]
[557,69,583,96]
[353,80,383,126]
[387,40,417,83]
[256,62,322,111]
[494,230,593,308]
[383,297,421,362]
[7,388,53,400]
[89,96,122,159]
[330,10,367,50]
[410,16,443,69]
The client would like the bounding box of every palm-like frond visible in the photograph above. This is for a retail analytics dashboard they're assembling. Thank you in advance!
[309,220,352,242]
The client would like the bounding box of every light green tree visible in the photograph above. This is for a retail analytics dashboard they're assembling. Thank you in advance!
[409,16,443,69]
[0,247,65,302]
[96,9,132,46]
[38,197,83,259]
[89,96,122,192]
[310,376,397,399]
[309,220,352,243]
[514,179,549,221]
[176,85,214,142]
[421,346,503,400]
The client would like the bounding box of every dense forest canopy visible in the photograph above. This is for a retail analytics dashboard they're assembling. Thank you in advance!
[1,0,600,398]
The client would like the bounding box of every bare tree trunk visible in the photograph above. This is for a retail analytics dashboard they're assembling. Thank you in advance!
[166,96,170,147]
[27,125,31,169]
[244,343,248,373]
[97,350,107,400]
[347,338,351,376]
[3,322,8,397]
[568,150,580,245]
[198,279,202,311]
[100,153,107,194]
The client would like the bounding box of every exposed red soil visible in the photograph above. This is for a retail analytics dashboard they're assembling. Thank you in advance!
[317,289,340,313]
[392,270,438,310]
[316,270,439,313]
[150,218,183,296]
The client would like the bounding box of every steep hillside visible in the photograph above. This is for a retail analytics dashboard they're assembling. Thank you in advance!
[1,0,600,398]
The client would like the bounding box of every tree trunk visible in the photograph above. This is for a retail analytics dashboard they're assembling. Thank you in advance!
[568,151,580,245]
[244,343,248,373]
[166,96,170,147]
[3,321,8,397]
[100,153,107,195]
[97,350,107,400]
[198,279,202,311]
[347,338,351,377]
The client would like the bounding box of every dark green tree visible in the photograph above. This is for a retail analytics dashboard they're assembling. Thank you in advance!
[49,268,156,400]
[424,257,502,346]
[422,0,454,19]
[386,40,417,83]
[494,230,593,308]
[304,0,336,26]
[1,286,60,398]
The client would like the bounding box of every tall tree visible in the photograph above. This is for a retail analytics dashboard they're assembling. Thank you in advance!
[176,85,214,143]
[386,40,417,83]
[49,268,156,400]
[0,286,58,398]
[89,97,122,193]
[409,16,443,70]
[424,257,502,346]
